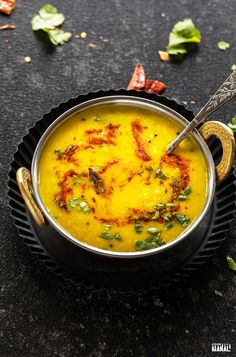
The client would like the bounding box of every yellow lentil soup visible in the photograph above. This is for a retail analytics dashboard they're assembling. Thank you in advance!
[38,104,207,252]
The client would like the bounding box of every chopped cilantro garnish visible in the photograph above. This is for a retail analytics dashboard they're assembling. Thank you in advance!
[135,235,165,251]
[54,149,61,156]
[179,186,192,201]
[214,290,223,297]
[100,232,121,241]
[217,41,230,51]
[155,169,167,180]
[164,221,173,230]
[152,211,160,221]
[179,194,188,201]
[228,116,236,133]
[156,203,165,210]
[145,166,154,172]
[31,4,72,45]
[147,227,159,235]
[226,256,236,271]
[167,18,201,57]
[134,221,143,234]
[175,213,190,227]
[68,197,90,214]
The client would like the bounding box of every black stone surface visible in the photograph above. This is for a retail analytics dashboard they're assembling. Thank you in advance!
[1,1,236,356]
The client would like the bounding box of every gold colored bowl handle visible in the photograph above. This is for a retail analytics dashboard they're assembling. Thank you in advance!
[199,121,235,183]
[16,167,46,226]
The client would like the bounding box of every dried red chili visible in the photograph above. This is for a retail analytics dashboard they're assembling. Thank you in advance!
[131,120,151,161]
[144,79,166,94]
[0,0,16,15]
[127,63,146,90]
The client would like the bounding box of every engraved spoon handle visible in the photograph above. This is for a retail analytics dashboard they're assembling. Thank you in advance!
[166,71,236,154]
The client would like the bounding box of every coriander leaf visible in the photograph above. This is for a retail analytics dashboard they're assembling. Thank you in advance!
[214,290,223,297]
[54,149,61,156]
[39,4,58,16]
[147,227,159,235]
[164,221,173,230]
[226,256,236,271]
[68,197,90,214]
[155,169,167,180]
[228,116,236,133]
[46,28,72,45]
[167,18,201,57]
[31,4,71,46]
[135,235,165,251]
[134,221,143,234]
[100,232,122,241]
[31,7,64,30]
[217,41,230,51]
[69,197,80,208]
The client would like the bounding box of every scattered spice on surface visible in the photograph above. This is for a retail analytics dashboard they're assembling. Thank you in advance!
[24,56,32,63]
[217,41,230,51]
[74,34,80,39]
[88,43,96,48]
[100,36,109,42]
[0,0,16,15]
[31,4,72,45]
[158,50,170,62]
[166,18,201,58]
[226,256,236,271]
[80,31,87,39]
[0,24,15,30]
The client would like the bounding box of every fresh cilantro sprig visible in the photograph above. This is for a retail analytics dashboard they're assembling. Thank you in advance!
[31,4,72,45]
[167,18,201,58]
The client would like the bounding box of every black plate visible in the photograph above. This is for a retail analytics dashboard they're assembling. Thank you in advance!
[7,89,236,288]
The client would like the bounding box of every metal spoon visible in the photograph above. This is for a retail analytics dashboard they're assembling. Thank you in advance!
[166,71,236,154]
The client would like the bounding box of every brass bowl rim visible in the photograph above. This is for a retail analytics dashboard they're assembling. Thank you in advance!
[31,95,215,258]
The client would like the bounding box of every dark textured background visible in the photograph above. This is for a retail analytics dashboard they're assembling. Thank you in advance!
[1,1,236,356]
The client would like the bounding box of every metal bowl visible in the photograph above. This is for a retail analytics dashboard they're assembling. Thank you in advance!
[16,94,235,260]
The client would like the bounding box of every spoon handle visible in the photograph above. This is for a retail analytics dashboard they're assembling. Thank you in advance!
[166,71,236,154]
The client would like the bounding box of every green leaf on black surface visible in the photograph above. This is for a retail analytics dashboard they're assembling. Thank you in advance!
[167,18,201,57]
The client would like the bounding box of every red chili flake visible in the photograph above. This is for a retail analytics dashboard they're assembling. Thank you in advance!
[55,170,77,209]
[161,153,190,199]
[86,124,120,145]
[131,120,151,161]
[127,63,146,90]
[145,79,166,94]
[99,159,119,174]
[0,0,16,15]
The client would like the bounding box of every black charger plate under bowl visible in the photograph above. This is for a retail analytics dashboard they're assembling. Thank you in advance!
[7,90,236,288]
